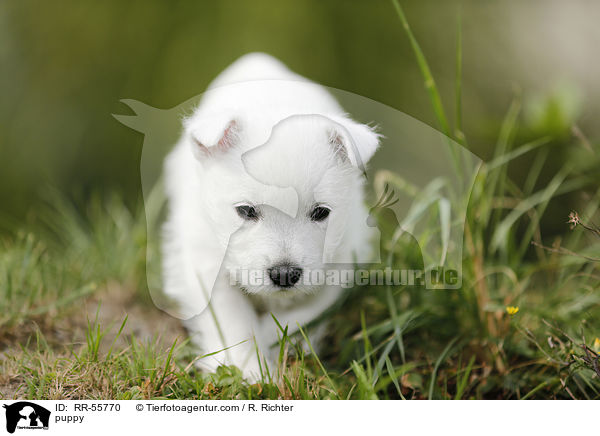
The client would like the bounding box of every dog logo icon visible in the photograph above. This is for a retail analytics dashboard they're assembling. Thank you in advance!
[2,402,50,434]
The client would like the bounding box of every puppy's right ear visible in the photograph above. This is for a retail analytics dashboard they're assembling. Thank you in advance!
[327,116,381,171]
[186,113,242,159]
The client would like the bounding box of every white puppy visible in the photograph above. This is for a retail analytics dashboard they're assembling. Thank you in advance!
[162,53,380,380]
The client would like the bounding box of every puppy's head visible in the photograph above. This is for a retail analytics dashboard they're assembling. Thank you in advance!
[186,113,379,295]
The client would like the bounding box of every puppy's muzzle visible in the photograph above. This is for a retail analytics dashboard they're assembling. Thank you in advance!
[268,263,303,288]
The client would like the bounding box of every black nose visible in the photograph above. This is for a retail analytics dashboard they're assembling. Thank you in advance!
[268,263,303,288]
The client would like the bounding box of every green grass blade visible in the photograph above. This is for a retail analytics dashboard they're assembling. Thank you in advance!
[351,361,378,400]
[454,8,465,144]
[454,355,475,400]
[297,323,339,399]
[428,336,459,399]
[385,356,406,400]
[490,167,570,253]
[391,0,450,137]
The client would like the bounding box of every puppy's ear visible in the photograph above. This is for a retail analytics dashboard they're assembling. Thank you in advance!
[327,116,381,170]
[186,113,241,159]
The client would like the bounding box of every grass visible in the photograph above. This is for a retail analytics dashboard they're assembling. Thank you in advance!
[1,1,600,399]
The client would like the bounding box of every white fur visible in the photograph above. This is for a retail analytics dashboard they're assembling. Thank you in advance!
[162,53,380,380]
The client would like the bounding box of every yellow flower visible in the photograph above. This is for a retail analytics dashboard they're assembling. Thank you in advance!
[506,306,519,316]
[593,337,600,352]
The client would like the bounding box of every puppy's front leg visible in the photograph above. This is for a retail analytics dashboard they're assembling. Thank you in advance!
[184,278,270,382]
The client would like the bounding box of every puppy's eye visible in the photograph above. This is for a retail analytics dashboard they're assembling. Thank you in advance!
[235,205,259,221]
[310,205,331,222]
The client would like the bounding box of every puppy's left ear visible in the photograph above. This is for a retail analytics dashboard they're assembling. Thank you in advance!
[185,111,242,159]
[328,116,381,170]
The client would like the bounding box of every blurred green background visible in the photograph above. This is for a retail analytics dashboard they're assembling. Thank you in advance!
[1,0,599,231]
